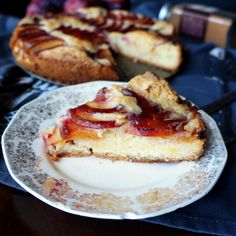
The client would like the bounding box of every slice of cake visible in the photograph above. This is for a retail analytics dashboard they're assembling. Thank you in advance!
[42,72,206,162]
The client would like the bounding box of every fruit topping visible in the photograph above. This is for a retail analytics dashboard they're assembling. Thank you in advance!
[59,86,188,137]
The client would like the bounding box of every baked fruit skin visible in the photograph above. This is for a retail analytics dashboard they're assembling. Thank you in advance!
[10,7,182,84]
[42,72,206,163]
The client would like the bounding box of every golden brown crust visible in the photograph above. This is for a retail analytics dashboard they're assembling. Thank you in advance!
[47,142,205,163]
[12,41,118,84]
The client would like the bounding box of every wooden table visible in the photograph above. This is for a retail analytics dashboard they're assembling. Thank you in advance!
[0,184,208,236]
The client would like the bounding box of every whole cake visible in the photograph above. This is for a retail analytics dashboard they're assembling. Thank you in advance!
[10,7,183,84]
[42,72,206,162]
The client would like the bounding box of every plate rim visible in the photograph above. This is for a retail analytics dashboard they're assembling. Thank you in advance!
[1,81,228,219]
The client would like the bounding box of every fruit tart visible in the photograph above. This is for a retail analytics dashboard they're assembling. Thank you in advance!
[10,7,182,84]
[42,72,206,162]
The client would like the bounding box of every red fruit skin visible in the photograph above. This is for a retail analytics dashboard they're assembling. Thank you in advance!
[67,107,123,129]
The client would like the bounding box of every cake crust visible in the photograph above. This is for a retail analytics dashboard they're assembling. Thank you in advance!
[49,150,205,163]
[11,40,118,84]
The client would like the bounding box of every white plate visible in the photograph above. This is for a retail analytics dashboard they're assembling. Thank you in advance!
[1,81,227,219]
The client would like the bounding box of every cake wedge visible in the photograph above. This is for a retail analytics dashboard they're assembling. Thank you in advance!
[42,72,206,162]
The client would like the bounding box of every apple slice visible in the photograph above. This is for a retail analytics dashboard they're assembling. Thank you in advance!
[60,117,101,140]
[67,106,124,129]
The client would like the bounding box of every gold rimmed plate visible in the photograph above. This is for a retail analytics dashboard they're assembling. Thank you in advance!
[2,81,227,219]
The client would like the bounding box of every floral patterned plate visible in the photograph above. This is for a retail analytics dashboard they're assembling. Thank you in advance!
[2,81,227,219]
